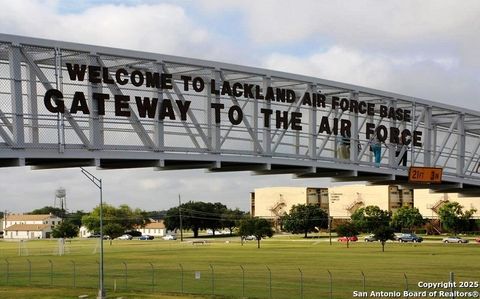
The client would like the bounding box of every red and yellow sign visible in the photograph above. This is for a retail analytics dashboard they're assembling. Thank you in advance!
[408,167,443,183]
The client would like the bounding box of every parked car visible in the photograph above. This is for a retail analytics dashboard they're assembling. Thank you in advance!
[475,237,480,243]
[338,236,358,242]
[139,235,154,240]
[117,234,132,240]
[393,233,404,241]
[162,235,177,240]
[364,234,377,242]
[442,236,468,243]
[397,233,423,243]
[243,235,255,241]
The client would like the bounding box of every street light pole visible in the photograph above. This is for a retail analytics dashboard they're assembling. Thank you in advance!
[80,167,105,299]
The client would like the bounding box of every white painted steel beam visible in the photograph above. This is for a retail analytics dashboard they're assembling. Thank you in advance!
[0,34,478,188]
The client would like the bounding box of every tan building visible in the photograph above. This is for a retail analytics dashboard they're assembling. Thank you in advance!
[251,185,479,220]
[413,189,480,219]
[329,184,413,219]
[2,214,62,239]
[250,187,329,220]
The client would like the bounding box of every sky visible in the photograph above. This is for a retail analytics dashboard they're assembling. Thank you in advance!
[0,0,479,213]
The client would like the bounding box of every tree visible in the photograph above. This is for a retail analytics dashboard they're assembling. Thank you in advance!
[82,204,150,238]
[164,201,229,238]
[238,217,274,248]
[282,204,328,238]
[373,226,395,252]
[391,207,425,232]
[29,206,66,218]
[335,222,359,248]
[438,202,477,235]
[221,208,247,235]
[351,206,391,233]
[103,223,126,240]
[66,210,87,228]
[51,220,79,238]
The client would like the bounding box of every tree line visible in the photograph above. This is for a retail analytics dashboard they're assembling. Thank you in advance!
[22,199,477,249]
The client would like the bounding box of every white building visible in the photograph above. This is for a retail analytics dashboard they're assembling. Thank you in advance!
[2,214,62,239]
[137,221,170,237]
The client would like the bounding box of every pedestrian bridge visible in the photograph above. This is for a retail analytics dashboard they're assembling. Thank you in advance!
[0,34,479,192]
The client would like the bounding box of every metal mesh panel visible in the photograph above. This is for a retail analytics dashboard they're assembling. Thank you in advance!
[0,35,478,184]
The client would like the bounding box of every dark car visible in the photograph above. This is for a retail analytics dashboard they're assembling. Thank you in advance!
[398,233,423,243]
[139,235,154,240]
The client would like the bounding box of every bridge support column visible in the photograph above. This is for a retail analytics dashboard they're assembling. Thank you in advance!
[423,106,433,167]
[154,62,165,151]
[308,84,317,160]
[89,54,104,150]
[9,44,25,148]
[457,113,465,177]
[262,77,272,156]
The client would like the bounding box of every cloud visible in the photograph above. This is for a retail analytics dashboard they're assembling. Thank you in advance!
[0,1,233,60]
[264,46,480,110]
[1,0,479,213]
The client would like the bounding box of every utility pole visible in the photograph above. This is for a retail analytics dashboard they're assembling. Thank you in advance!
[178,194,183,242]
[80,167,105,299]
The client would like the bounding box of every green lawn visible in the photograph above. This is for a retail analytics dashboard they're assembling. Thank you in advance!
[0,236,478,298]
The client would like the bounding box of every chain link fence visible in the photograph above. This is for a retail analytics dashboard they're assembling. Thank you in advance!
[1,258,476,299]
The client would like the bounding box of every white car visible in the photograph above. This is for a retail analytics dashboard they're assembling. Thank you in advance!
[117,234,132,240]
[163,235,177,240]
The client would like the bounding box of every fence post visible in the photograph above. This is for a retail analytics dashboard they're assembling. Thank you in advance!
[266,265,272,299]
[48,259,53,286]
[327,270,333,299]
[209,264,215,296]
[298,268,303,299]
[179,263,184,293]
[450,272,455,299]
[149,263,154,292]
[240,265,245,298]
[27,259,31,285]
[5,259,9,285]
[360,271,365,293]
[71,260,76,288]
[122,261,128,289]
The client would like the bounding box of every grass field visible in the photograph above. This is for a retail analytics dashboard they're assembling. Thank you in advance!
[0,235,478,298]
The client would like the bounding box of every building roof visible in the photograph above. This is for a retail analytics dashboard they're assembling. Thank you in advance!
[3,214,56,221]
[5,224,50,231]
[143,221,165,229]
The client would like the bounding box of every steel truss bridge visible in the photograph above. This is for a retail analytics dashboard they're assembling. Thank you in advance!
[0,34,480,192]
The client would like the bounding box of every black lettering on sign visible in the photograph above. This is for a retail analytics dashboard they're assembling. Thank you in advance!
[70,92,90,114]
[44,89,65,113]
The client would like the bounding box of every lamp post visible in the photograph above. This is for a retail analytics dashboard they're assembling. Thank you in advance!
[80,167,105,299]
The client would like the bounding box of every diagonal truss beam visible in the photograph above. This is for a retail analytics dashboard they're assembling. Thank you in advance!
[464,138,480,174]
[96,56,156,149]
[433,115,460,165]
[0,124,13,145]
[20,47,90,147]
[162,64,209,149]
[0,110,12,132]
[218,71,263,153]
[271,88,308,153]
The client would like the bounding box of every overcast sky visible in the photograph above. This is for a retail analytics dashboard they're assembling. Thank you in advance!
[0,0,479,213]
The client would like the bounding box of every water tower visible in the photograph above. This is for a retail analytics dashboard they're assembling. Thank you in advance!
[54,187,67,212]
